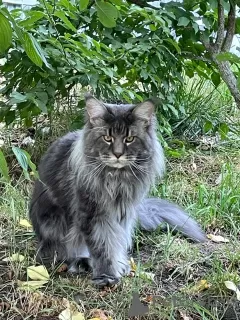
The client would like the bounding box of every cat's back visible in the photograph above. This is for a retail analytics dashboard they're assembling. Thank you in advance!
[38,130,82,183]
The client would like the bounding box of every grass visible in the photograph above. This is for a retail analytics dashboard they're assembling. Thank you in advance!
[0,77,240,319]
[0,143,240,320]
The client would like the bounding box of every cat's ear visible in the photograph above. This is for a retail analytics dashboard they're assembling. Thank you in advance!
[132,100,155,124]
[85,94,107,125]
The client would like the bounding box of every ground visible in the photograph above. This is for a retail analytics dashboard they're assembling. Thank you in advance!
[0,130,240,320]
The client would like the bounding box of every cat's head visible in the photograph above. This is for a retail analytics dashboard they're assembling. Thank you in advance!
[83,94,156,169]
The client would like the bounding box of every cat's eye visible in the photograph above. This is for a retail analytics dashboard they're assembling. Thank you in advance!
[103,135,113,143]
[125,136,135,143]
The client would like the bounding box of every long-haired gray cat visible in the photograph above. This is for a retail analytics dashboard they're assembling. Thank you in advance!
[29,94,206,287]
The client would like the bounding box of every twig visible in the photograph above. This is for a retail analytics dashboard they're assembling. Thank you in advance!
[222,1,236,51]
[214,0,225,53]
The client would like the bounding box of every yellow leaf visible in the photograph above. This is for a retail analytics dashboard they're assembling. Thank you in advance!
[19,219,32,229]
[224,281,240,300]
[207,234,229,243]
[89,309,108,320]
[59,308,85,320]
[72,313,85,320]
[59,308,71,320]
[18,280,48,290]
[183,279,210,294]
[27,265,50,281]
[129,257,137,272]
[3,253,25,262]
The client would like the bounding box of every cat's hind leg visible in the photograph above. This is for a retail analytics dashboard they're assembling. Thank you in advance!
[29,180,68,264]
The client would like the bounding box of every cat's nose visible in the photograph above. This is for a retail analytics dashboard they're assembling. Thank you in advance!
[113,152,123,159]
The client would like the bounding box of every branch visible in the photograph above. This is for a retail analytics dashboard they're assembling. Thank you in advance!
[214,0,225,53]
[222,2,236,51]
[200,34,213,54]
[126,0,157,9]
[182,53,212,63]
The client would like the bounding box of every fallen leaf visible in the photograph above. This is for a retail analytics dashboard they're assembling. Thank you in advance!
[191,162,197,171]
[207,234,229,243]
[27,265,50,281]
[3,253,25,262]
[178,309,193,320]
[144,295,154,304]
[129,257,137,272]
[18,280,49,290]
[57,263,68,273]
[19,219,32,229]
[0,302,11,311]
[183,279,210,294]
[59,308,85,320]
[137,271,155,281]
[215,173,223,185]
[224,281,240,300]
[89,309,109,320]
[59,308,71,320]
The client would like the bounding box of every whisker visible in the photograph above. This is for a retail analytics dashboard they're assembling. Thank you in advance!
[131,162,150,175]
[128,164,142,183]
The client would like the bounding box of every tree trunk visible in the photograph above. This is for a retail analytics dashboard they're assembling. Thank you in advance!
[213,58,240,108]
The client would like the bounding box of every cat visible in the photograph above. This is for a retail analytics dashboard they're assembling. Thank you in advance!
[29,94,206,288]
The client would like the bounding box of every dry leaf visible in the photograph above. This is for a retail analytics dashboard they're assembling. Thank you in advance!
[129,257,137,272]
[19,219,32,229]
[215,173,223,185]
[224,281,240,300]
[27,265,50,281]
[191,162,197,171]
[57,263,68,273]
[18,280,49,290]
[59,308,85,320]
[207,234,229,243]
[0,302,11,311]
[89,309,109,320]
[178,309,193,320]
[3,253,25,262]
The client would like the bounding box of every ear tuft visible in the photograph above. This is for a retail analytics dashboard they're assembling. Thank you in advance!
[132,100,155,123]
[85,94,107,124]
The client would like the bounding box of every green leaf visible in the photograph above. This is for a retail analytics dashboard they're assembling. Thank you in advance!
[54,11,77,32]
[12,146,28,173]
[237,72,240,90]
[22,32,43,67]
[0,150,10,182]
[235,17,240,34]
[164,38,181,53]
[96,0,118,28]
[79,0,89,11]
[10,92,27,104]
[211,72,221,87]
[12,147,38,180]
[204,120,213,133]
[218,123,229,140]
[177,17,190,27]
[34,99,48,113]
[19,11,45,27]
[5,110,16,125]
[216,52,240,64]
[110,0,123,5]
[0,12,12,53]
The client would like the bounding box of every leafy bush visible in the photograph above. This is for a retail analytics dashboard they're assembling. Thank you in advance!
[0,0,183,131]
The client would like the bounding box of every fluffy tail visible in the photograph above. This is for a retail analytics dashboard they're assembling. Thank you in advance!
[136,198,206,243]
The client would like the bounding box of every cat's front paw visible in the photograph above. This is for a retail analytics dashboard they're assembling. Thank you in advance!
[92,274,119,288]
[121,262,131,276]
